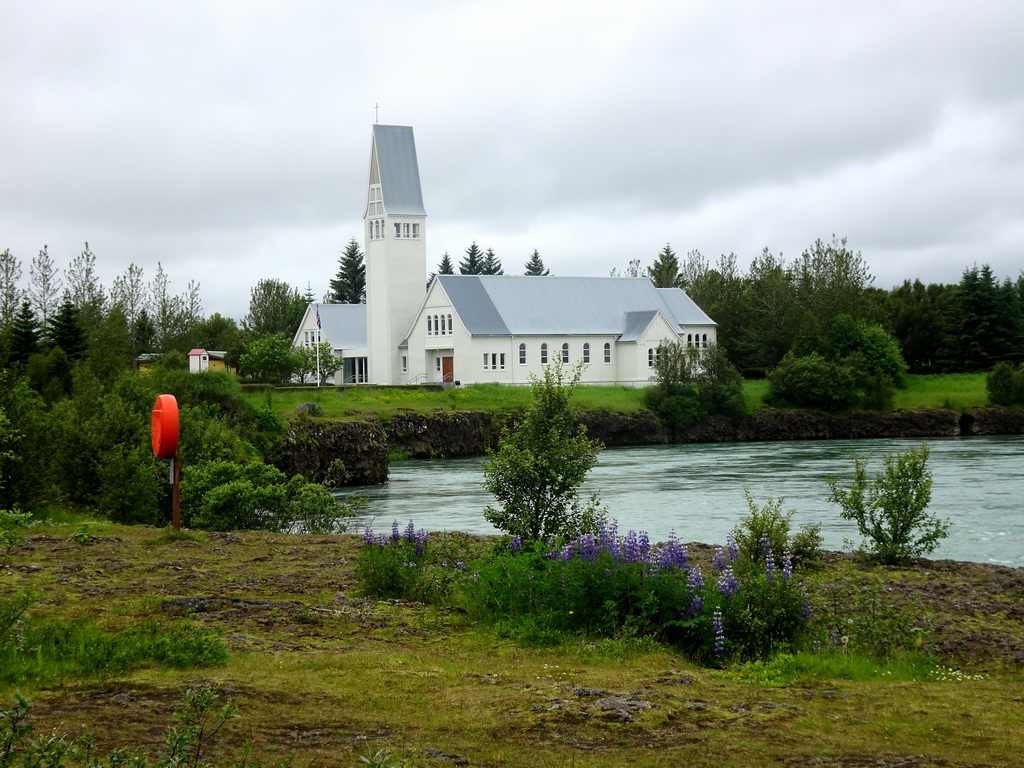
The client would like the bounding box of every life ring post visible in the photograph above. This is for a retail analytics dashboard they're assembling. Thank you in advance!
[151,394,181,530]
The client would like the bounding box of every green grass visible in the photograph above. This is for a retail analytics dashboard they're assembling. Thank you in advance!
[248,373,991,423]
[894,372,988,411]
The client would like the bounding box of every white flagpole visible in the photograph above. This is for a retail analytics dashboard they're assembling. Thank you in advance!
[315,303,321,387]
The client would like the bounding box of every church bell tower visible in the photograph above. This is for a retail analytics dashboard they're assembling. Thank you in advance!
[364,124,427,384]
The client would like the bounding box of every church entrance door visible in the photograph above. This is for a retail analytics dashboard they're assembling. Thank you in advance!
[442,356,454,382]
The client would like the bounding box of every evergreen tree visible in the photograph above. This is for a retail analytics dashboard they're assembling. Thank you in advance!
[459,242,484,275]
[941,265,1019,371]
[481,248,503,275]
[47,295,88,360]
[648,244,681,288]
[9,301,40,365]
[437,252,455,275]
[328,238,366,303]
[132,308,157,355]
[524,249,549,276]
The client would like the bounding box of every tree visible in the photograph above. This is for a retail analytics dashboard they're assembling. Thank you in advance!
[0,248,22,328]
[238,333,300,383]
[459,242,485,275]
[242,279,305,339]
[826,443,948,564]
[28,245,62,329]
[646,342,745,431]
[8,301,40,365]
[648,244,681,288]
[65,242,107,332]
[609,259,642,278]
[766,352,858,411]
[792,236,874,330]
[480,248,503,275]
[294,342,343,384]
[987,362,1024,406]
[46,295,88,360]
[110,262,148,327]
[940,265,1020,371]
[524,249,549,276]
[328,238,366,304]
[483,361,603,541]
[436,252,455,275]
[739,248,801,372]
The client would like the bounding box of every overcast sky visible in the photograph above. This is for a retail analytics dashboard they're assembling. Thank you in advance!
[2,0,1022,322]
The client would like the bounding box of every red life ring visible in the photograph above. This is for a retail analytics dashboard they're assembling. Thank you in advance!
[151,394,179,459]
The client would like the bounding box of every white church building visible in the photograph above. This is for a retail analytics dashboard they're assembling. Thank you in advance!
[293,124,717,386]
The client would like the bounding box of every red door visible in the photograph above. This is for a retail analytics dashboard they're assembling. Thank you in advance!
[442,356,454,382]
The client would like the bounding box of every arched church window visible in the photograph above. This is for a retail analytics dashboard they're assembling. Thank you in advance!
[561,343,569,363]
[604,343,611,363]
[440,314,446,334]
[702,334,708,348]
[687,333,693,347]
[427,316,432,335]
[519,343,526,365]
[582,343,590,363]
[447,314,453,334]
[540,343,548,364]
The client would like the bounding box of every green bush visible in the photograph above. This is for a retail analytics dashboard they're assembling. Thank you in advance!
[181,460,352,532]
[987,361,1024,406]
[767,352,858,411]
[826,443,948,564]
[730,491,822,568]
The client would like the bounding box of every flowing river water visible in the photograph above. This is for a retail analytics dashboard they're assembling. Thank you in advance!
[338,435,1024,566]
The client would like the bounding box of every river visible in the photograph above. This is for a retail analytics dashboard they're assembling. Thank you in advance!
[338,435,1024,566]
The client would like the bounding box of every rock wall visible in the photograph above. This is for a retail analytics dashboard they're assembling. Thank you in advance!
[274,406,1022,487]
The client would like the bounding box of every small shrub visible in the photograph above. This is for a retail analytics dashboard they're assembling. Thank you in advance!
[295,401,325,417]
[767,352,858,411]
[0,508,32,568]
[731,491,822,568]
[987,361,1024,406]
[826,443,948,564]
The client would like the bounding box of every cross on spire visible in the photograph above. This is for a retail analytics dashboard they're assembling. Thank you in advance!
[374,103,380,123]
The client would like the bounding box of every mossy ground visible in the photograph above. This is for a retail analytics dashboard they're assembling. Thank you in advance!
[3,522,1022,767]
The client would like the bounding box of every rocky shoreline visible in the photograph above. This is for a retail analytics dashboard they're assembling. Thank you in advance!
[272,406,1024,487]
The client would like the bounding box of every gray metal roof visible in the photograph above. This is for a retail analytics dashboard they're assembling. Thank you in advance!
[311,303,367,351]
[435,275,716,336]
[619,311,660,342]
[372,125,426,216]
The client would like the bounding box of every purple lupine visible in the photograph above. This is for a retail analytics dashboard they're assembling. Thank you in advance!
[711,547,727,572]
[712,610,725,658]
[456,561,467,571]
[415,529,429,557]
[656,534,688,571]
[761,536,777,580]
[716,566,739,599]
[510,535,522,554]
[726,532,739,563]
[686,567,705,617]
[375,533,390,547]
[403,521,416,542]
[622,530,640,563]
[391,520,401,542]
[781,550,794,580]
[638,531,650,561]
[363,526,376,546]
[577,533,600,562]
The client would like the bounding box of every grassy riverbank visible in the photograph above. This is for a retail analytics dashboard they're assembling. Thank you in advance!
[246,374,989,421]
[3,521,1021,767]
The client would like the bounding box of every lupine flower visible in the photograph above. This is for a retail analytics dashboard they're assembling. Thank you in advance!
[510,535,522,554]
[716,566,739,598]
[656,534,688,571]
[391,520,401,542]
[622,530,640,563]
[781,550,793,580]
[363,526,376,546]
[726,533,739,563]
[403,521,416,542]
[686,567,705,617]
[456,561,467,571]
[761,536,777,580]
[711,547,727,572]
[712,610,725,658]
[415,529,429,557]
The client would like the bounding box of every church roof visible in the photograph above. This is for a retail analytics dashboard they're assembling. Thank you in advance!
[435,275,716,336]
[372,125,426,216]
[306,303,367,351]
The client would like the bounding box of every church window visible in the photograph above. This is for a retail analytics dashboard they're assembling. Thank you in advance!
[561,343,569,363]
[687,333,693,347]
[368,222,374,240]
[582,343,590,363]
[500,353,506,370]
[403,223,410,238]
[440,314,447,334]
[436,357,442,372]
[604,343,612,363]
[427,316,432,335]
[648,347,657,367]
[394,223,402,238]
[401,356,408,373]
[702,333,708,348]
[447,314,453,334]
[412,223,420,238]
[433,315,439,334]
[540,343,548,364]
[519,343,526,365]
